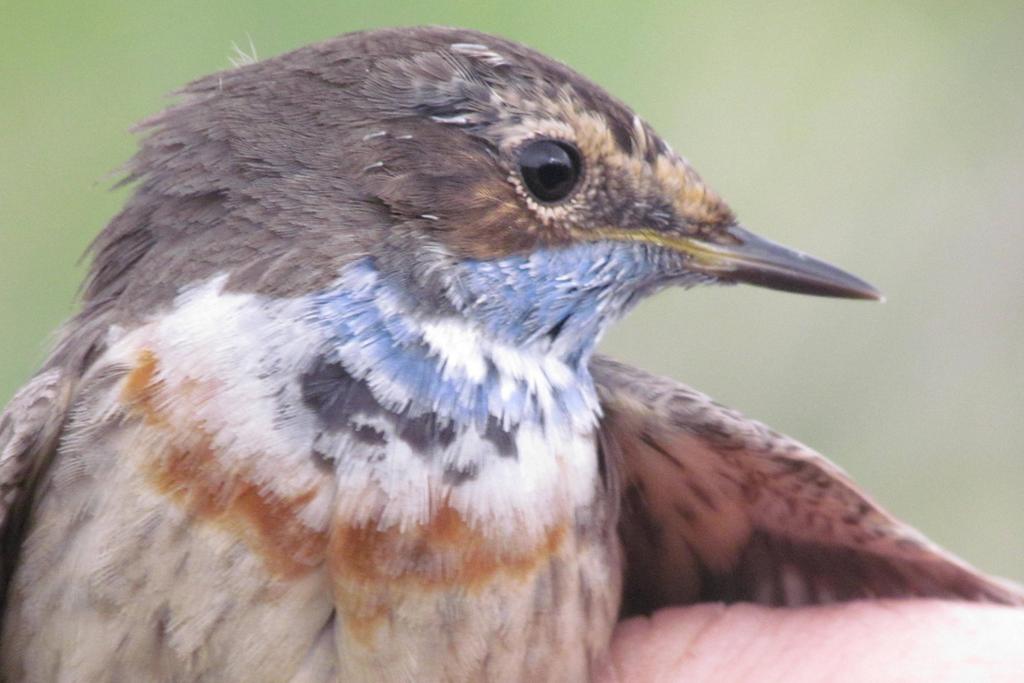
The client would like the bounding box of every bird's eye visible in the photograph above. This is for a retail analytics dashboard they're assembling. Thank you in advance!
[518,139,582,203]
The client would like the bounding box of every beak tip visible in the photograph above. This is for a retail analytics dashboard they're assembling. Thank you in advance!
[852,283,885,303]
[829,281,886,302]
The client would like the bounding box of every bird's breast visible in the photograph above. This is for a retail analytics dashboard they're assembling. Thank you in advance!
[304,367,615,676]
[3,275,621,680]
[325,424,620,680]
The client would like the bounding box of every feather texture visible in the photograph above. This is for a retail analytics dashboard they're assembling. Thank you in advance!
[591,355,1024,613]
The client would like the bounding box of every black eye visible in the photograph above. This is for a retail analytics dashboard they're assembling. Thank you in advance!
[518,139,582,203]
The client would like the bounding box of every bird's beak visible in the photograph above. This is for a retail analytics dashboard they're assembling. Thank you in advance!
[676,224,883,300]
[591,224,883,300]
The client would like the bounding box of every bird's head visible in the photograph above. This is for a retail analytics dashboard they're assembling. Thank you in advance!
[89,26,879,362]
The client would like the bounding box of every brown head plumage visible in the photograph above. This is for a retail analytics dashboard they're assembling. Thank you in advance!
[85,27,872,324]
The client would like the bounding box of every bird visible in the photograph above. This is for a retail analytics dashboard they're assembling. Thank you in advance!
[0,25,1020,683]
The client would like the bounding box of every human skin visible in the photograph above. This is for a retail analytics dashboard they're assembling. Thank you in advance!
[604,600,1024,682]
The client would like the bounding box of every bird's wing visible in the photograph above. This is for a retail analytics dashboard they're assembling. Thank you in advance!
[0,368,72,604]
[590,355,1024,613]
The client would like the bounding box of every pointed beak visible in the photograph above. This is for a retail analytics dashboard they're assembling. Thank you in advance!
[581,223,883,300]
[675,224,884,300]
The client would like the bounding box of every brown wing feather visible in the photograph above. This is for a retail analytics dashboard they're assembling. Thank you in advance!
[0,368,72,611]
[590,355,1024,614]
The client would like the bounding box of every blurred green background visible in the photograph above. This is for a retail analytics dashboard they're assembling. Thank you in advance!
[2,1,1021,582]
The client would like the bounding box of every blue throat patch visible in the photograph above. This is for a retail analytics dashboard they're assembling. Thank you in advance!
[306,241,685,433]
